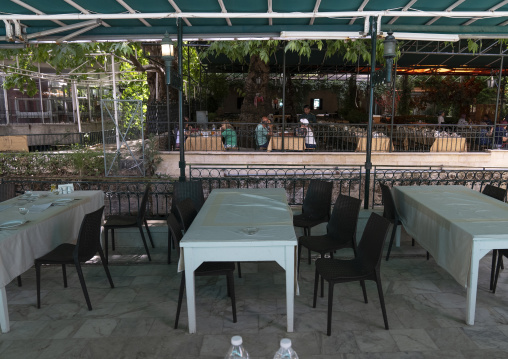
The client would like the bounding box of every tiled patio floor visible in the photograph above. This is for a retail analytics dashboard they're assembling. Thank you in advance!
[2,228,508,358]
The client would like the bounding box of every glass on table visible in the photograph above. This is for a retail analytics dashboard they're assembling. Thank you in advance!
[18,207,29,217]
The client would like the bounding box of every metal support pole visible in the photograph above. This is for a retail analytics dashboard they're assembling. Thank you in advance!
[188,44,191,119]
[493,53,504,149]
[111,54,121,151]
[178,18,186,182]
[87,85,92,122]
[167,84,171,151]
[389,62,397,153]
[38,63,44,123]
[364,16,377,209]
[282,45,286,151]
[2,72,10,124]
[72,81,82,132]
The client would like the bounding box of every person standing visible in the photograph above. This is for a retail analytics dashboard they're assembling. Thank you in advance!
[299,105,317,124]
[437,111,445,125]
[255,116,273,150]
[299,119,317,149]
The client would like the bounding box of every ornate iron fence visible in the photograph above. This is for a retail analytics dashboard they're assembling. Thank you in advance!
[2,165,507,218]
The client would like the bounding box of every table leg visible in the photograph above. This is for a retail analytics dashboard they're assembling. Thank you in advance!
[285,246,295,332]
[466,246,481,325]
[183,249,198,333]
[0,286,10,333]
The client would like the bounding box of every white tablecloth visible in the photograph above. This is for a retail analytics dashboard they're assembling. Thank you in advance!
[0,190,104,287]
[392,185,508,287]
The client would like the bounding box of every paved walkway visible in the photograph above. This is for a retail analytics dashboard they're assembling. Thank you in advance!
[2,229,508,358]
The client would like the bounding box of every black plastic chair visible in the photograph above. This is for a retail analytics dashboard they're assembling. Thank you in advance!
[313,212,391,336]
[0,183,16,202]
[172,180,205,215]
[482,184,507,202]
[167,198,198,264]
[483,184,508,290]
[103,185,154,264]
[176,198,198,232]
[298,194,361,296]
[35,206,113,310]
[493,249,508,293]
[167,213,237,329]
[293,180,334,264]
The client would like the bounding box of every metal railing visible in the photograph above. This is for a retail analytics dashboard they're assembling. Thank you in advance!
[150,122,503,153]
[2,166,507,216]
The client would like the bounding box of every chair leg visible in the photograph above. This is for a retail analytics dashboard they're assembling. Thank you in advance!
[326,281,334,336]
[385,223,398,261]
[138,225,152,261]
[35,263,41,309]
[104,228,109,265]
[168,231,172,264]
[320,272,325,298]
[360,280,368,303]
[74,261,92,311]
[493,252,504,293]
[237,262,242,278]
[307,228,312,264]
[175,272,186,329]
[144,218,155,248]
[62,264,67,288]
[111,229,115,251]
[375,273,389,330]
[313,269,319,308]
[412,238,415,246]
[491,249,498,290]
[226,272,237,323]
[97,247,114,288]
[427,251,430,260]
[297,244,302,275]
[17,276,22,287]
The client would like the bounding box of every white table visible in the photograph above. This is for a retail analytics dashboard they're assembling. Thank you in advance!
[179,188,298,333]
[392,185,508,325]
[0,190,104,333]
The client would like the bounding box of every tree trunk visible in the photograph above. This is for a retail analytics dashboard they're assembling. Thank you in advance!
[239,55,272,123]
[285,75,297,121]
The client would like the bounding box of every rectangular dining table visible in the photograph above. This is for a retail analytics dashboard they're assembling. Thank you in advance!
[179,188,298,333]
[0,190,104,333]
[392,185,508,325]
[267,136,305,151]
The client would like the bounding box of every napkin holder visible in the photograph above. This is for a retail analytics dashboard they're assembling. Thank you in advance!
[58,184,74,194]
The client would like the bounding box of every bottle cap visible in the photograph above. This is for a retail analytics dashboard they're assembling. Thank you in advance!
[280,338,291,350]
[231,336,243,346]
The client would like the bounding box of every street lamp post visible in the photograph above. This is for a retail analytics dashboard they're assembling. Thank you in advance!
[161,32,174,159]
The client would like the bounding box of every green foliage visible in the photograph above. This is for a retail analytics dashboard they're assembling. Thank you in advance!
[467,39,480,54]
[345,108,368,123]
[205,73,230,113]
[0,147,104,178]
[202,40,281,64]
[398,75,413,116]
[138,134,162,176]
[0,42,142,97]
[476,87,498,104]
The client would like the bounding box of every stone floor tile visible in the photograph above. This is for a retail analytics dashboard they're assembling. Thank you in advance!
[425,327,478,351]
[353,330,398,353]
[462,325,508,350]
[72,318,118,338]
[390,328,439,351]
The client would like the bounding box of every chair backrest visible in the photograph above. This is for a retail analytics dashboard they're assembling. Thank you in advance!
[137,184,151,221]
[302,179,334,219]
[176,198,198,231]
[172,180,205,213]
[74,206,105,261]
[0,183,16,202]
[326,194,362,245]
[379,183,398,221]
[167,213,184,249]
[357,212,391,271]
[482,184,507,202]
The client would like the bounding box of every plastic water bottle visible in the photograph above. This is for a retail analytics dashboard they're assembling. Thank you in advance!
[273,338,299,359]
[225,336,249,359]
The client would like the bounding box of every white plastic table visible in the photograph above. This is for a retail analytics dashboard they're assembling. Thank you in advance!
[179,188,298,333]
[0,190,104,333]
[392,185,508,325]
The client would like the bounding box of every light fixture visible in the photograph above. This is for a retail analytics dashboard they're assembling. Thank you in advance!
[161,32,174,85]
[279,31,365,40]
[161,32,174,61]
[383,32,396,83]
[488,76,496,88]
[390,32,459,42]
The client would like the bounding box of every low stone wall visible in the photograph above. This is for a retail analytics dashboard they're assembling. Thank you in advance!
[157,150,507,178]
